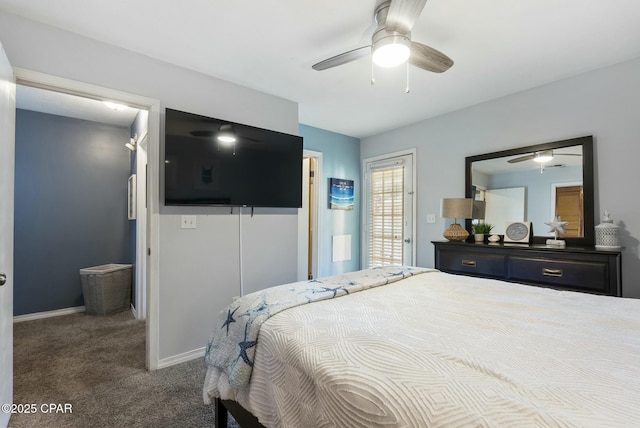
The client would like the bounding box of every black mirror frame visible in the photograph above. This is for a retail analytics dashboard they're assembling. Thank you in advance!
[465,135,594,247]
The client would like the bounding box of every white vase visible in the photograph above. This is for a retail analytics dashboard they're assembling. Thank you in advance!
[474,233,484,242]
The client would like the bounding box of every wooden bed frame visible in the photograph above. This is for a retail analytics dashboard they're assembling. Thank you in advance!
[216,397,265,428]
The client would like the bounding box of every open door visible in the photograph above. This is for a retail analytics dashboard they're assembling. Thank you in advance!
[298,150,322,281]
[0,40,16,428]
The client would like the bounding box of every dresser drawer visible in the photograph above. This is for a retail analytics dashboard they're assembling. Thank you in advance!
[508,257,609,293]
[438,250,505,277]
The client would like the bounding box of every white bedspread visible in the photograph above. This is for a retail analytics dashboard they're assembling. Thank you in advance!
[209,271,640,427]
[203,266,430,397]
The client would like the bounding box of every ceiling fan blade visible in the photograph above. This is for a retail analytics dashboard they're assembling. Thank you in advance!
[508,154,535,163]
[312,46,371,71]
[409,42,453,73]
[386,0,428,33]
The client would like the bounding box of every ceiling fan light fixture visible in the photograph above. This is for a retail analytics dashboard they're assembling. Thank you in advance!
[533,150,554,163]
[125,134,137,151]
[217,134,236,145]
[217,124,237,145]
[372,34,411,68]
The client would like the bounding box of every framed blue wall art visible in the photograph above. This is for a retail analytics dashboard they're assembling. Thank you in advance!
[329,178,354,210]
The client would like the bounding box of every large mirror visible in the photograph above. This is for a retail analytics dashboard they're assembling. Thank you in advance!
[465,136,594,246]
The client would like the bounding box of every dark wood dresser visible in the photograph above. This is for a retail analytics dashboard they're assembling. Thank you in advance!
[432,241,622,296]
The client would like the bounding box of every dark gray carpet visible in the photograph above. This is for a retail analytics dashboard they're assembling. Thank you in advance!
[9,311,228,428]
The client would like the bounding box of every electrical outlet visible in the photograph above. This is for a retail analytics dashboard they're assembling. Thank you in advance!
[180,215,196,229]
[426,213,437,224]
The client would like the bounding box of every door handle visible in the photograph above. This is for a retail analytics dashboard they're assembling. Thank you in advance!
[0,272,6,286]
[404,238,411,243]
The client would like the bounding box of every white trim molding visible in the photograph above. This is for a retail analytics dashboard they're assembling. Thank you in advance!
[13,306,86,323]
[157,347,206,370]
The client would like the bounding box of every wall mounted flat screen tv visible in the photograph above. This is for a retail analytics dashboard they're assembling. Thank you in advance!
[164,108,303,208]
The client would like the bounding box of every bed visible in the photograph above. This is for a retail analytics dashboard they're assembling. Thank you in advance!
[203,266,640,427]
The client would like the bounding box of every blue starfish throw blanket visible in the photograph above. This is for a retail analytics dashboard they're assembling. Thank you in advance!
[204,265,432,397]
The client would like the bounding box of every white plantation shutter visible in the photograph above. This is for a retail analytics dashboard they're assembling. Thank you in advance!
[369,165,405,267]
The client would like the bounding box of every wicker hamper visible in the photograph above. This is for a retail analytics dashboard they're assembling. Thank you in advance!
[80,264,132,316]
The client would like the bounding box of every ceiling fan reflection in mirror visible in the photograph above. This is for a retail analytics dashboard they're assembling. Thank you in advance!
[508,150,582,173]
[508,150,582,164]
[312,0,454,92]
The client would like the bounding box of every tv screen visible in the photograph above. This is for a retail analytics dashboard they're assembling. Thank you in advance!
[164,108,303,208]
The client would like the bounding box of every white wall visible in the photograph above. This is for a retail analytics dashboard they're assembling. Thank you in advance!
[0,12,301,361]
[362,57,640,298]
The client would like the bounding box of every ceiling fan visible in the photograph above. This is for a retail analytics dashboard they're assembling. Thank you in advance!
[312,0,453,77]
[508,150,582,164]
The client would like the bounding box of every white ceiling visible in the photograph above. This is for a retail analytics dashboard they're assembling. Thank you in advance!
[2,0,640,138]
[16,85,140,127]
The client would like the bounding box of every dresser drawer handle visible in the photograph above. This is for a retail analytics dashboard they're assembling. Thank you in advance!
[462,260,477,267]
[542,268,563,277]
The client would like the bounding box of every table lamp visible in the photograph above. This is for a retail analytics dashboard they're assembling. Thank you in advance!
[441,198,485,241]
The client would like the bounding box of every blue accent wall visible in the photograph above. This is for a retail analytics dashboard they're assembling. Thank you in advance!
[300,124,361,276]
[14,109,132,315]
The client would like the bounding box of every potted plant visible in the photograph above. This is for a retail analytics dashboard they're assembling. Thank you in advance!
[472,223,494,242]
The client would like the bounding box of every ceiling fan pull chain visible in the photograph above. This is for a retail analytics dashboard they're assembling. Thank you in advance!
[406,61,410,93]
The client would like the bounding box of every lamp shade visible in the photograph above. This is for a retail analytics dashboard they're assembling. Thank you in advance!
[441,198,474,220]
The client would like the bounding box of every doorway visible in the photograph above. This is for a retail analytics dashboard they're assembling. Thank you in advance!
[13,83,144,319]
[298,150,322,280]
[552,183,584,237]
[11,67,161,369]
[362,149,416,268]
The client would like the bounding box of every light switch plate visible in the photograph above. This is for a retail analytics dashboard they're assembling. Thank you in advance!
[426,213,436,224]
[181,215,196,229]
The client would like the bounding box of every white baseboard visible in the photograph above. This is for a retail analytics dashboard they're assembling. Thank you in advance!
[130,303,146,321]
[13,306,86,323]
[157,347,206,370]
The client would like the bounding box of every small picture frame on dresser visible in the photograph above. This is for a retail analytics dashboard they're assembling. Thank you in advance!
[504,221,532,243]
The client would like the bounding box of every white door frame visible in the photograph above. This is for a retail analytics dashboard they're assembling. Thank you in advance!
[135,131,149,320]
[298,149,322,280]
[13,68,162,370]
[0,40,16,428]
[361,148,417,268]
